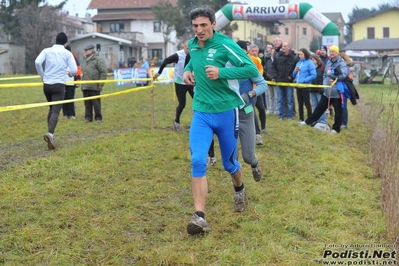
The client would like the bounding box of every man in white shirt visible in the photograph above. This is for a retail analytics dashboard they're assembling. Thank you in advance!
[35,32,77,150]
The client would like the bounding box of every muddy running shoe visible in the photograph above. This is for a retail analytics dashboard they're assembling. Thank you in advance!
[252,165,262,182]
[173,120,181,131]
[43,132,55,150]
[255,134,263,145]
[187,213,211,235]
[234,187,248,212]
[261,128,271,135]
[206,157,217,169]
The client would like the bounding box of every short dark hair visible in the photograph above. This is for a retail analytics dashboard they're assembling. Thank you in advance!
[189,5,215,24]
[299,48,311,60]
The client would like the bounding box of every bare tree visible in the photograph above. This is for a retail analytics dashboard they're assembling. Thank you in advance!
[14,4,64,73]
[152,2,181,60]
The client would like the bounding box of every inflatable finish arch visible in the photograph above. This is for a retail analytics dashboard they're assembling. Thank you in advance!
[215,3,339,47]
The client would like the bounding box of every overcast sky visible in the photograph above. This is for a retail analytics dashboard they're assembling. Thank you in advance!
[47,0,393,22]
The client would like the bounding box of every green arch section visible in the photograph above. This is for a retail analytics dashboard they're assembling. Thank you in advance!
[215,3,340,39]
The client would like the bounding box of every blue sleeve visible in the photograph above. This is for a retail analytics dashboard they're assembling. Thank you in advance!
[251,73,268,96]
[305,62,317,83]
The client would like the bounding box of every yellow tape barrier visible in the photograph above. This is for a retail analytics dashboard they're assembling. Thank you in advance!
[0,72,115,82]
[0,78,152,88]
[0,74,337,112]
[0,83,153,112]
[266,80,336,89]
[0,75,41,81]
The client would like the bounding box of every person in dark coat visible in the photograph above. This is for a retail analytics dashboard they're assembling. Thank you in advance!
[271,42,298,120]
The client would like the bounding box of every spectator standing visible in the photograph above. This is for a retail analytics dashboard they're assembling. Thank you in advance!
[62,45,81,119]
[292,48,316,122]
[247,43,269,142]
[319,45,329,66]
[258,48,265,66]
[139,57,150,86]
[35,32,77,150]
[273,36,282,53]
[319,45,333,117]
[264,44,278,115]
[339,51,354,129]
[182,5,259,235]
[309,54,327,124]
[81,44,107,123]
[271,42,298,120]
[128,57,136,67]
[298,45,348,133]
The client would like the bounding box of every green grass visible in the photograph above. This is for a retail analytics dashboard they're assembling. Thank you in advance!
[0,80,395,265]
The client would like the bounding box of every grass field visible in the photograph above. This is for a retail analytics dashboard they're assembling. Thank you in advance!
[0,78,397,265]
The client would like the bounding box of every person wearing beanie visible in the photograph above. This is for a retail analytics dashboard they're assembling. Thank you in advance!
[236,40,247,51]
[56,32,68,45]
[298,44,348,133]
[319,45,329,66]
[35,32,77,150]
[329,45,339,54]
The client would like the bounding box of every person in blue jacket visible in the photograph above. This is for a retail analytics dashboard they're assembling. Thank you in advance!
[298,45,348,133]
[292,48,316,122]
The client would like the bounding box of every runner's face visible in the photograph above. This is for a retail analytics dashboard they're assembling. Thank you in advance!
[192,16,215,44]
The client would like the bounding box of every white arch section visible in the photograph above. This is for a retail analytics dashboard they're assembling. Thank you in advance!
[215,3,340,47]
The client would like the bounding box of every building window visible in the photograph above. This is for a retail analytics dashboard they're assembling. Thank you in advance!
[151,49,162,62]
[285,28,289,35]
[302,27,307,35]
[383,27,390,38]
[367,27,375,39]
[110,23,124,33]
[154,21,161,32]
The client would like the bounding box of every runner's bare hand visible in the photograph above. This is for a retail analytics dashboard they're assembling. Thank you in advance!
[205,65,219,80]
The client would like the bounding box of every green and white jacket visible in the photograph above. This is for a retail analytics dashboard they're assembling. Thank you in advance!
[184,31,258,113]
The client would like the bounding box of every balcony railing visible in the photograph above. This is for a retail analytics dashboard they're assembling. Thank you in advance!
[108,32,144,43]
